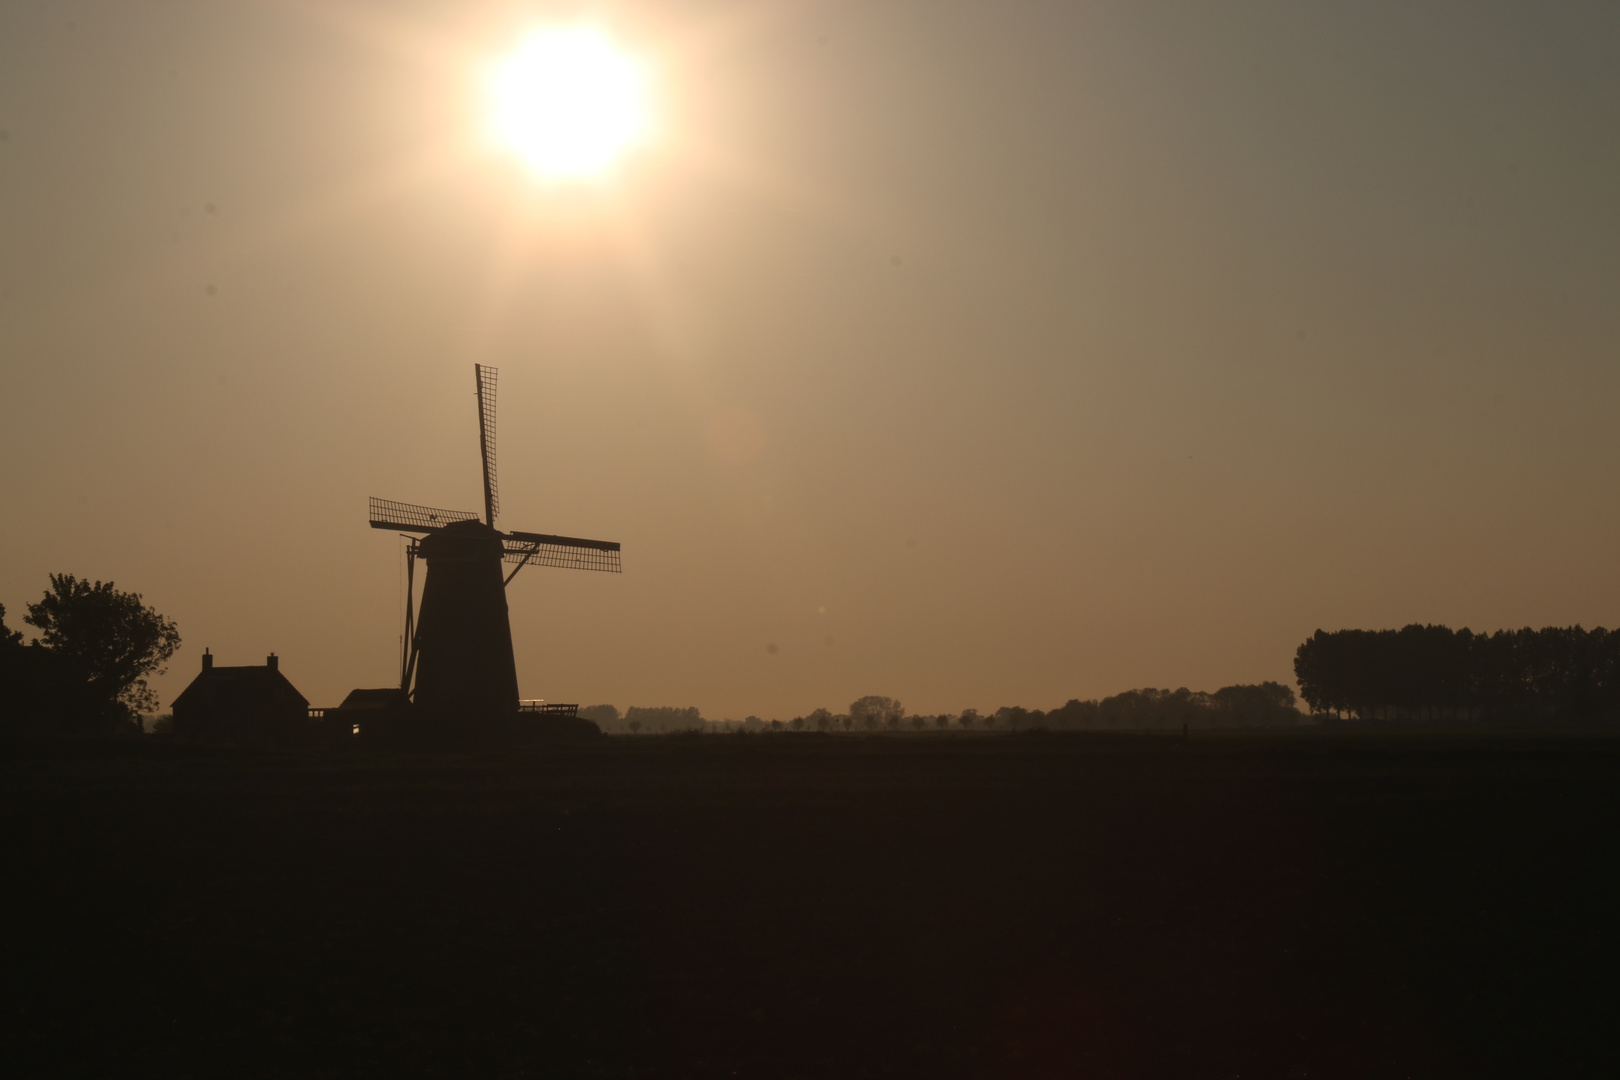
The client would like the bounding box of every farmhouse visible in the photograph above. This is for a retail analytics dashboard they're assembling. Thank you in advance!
[170,650,309,738]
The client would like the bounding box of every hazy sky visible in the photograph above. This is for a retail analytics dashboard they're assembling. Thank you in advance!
[3,1,1618,720]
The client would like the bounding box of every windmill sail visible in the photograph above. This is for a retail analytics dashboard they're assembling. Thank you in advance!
[502,532,622,574]
[369,497,481,533]
[476,364,499,528]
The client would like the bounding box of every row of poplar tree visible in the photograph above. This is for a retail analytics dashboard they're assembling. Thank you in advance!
[1293,624,1620,722]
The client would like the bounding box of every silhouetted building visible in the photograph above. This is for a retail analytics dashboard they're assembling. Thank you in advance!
[331,687,409,734]
[366,365,620,729]
[412,519,521,716]
[336,688,410,714]
[171,649,309,738]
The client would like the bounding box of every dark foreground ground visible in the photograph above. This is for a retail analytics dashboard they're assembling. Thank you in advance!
[3,730,1618,1079]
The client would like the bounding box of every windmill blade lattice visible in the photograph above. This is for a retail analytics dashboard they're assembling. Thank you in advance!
[476,364,499,527]
[502,533,622,574]
[369,497,481,533]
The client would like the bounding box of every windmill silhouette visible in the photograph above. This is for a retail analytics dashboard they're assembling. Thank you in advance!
[368,365,620,717]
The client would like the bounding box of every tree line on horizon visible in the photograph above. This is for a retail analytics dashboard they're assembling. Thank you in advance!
[10,570,1618,738]
[579,704,705,735]
[1294,624,1620,723]
[581,684,1303,735]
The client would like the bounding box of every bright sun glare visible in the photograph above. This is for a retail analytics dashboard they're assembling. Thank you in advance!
[486,27,649,179]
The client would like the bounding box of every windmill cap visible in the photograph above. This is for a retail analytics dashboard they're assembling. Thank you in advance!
[439,518,499,535]
[419,517,504,559]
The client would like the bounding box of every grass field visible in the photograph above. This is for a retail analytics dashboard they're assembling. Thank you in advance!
[3,729,1617,1078]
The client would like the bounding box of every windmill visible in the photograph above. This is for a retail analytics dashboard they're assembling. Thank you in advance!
[368,364,620,717]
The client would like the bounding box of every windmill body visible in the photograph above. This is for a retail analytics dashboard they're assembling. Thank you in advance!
[368,365,620,720]
[412,519,519,715]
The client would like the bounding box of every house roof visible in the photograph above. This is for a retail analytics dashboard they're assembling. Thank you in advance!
[171,664,309,713]
[338,687,409,712]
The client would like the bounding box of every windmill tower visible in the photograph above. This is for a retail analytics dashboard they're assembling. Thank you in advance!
[368,365,621,717]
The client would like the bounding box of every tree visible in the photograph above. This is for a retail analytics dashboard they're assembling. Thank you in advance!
[911,714,927,731]
[628,719,642,734]
[0,603,20,650]
[1211,682,1299,726]
[808,708,833,732]
[1048,699,1099,730]
[935,713,951,730]
[578,703,621,731]
[0,604,61,730]
[624,705,704,733]
[1294,629,1351,718]
[850,695,904,731]
[959,709,978,729]
[995,706,1030,731]
[1292,623,1620,723]
[22,575,180,730]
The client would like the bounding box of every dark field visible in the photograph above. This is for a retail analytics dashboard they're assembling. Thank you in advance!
[3,731,1618,1078]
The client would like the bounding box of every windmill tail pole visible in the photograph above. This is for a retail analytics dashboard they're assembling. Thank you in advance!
[475,364,499,528]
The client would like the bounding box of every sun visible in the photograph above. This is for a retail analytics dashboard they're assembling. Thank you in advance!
[485,27,649,179]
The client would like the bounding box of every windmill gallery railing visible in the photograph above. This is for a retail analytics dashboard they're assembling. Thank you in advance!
[309,702,579,719]
[519,701,579,718]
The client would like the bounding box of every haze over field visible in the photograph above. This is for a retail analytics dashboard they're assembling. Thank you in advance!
[2,1,1617,719]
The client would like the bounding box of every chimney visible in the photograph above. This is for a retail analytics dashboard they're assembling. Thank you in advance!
[267,653,278,672]
[202,648,213,672]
